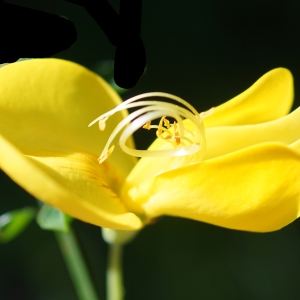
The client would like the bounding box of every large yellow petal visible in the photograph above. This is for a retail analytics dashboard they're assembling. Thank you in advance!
[205,106,300,159]
[0,58,140,228]
[123,143,300,232]
[0,58,136,178]
[203,68,293,127]
[122,68,294,196]
[0,135,142,229]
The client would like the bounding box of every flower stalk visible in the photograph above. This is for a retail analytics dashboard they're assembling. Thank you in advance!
[55,229,100,300]
[107,244,124,300]
[102,228,139,300]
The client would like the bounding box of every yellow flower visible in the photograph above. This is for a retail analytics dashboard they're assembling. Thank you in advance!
[0,58,299,233]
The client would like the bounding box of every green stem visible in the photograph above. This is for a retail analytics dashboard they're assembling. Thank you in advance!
[55,229,100,300]
[107,244,124,300]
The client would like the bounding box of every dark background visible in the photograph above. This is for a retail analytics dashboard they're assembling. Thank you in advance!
[1,0,300,299]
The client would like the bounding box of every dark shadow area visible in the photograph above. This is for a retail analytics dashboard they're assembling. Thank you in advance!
[0,0,146,88]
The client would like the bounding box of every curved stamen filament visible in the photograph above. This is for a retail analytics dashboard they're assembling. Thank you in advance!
[88,92,213,163]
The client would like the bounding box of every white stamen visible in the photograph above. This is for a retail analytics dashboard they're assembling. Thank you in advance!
[89,92,212,163]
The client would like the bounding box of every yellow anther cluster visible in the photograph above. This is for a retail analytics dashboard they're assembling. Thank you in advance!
[143,116,185,148]
[142,116,198,148]
[89,92,210,163]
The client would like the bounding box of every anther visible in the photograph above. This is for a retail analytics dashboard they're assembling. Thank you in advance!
[98,145,115,164]
[89,92,212,163]
[173,122,181,145]
[163,117,170,128]
[99,118,107,131]
[200,107,215,118]
[142,121,151,130]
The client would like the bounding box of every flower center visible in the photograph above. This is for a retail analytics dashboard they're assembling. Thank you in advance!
[89,92,213,163]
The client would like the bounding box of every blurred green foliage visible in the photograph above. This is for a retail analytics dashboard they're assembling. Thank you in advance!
[36,203,72,233]
[0,207,36,243]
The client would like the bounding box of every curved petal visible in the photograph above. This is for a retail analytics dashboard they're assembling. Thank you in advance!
[0,59,141,228]
[205,106,300,159]
[0,135,142,230]
[0,58,136,178]
[122,68,295,192]
[123,143,300,232]
[290,140,300,153]
[203,68,293,127]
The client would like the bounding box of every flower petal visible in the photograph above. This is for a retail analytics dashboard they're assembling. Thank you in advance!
[0,58,136,178]
[203,68,293,127]
[0,135,142,230]
[205,106,300,159]
[123,143,300,232]
[121,68,295,196]
[0,59,141,228]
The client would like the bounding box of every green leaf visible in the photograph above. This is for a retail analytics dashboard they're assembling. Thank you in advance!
[37,203,72,232]
[0,207,37,243]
